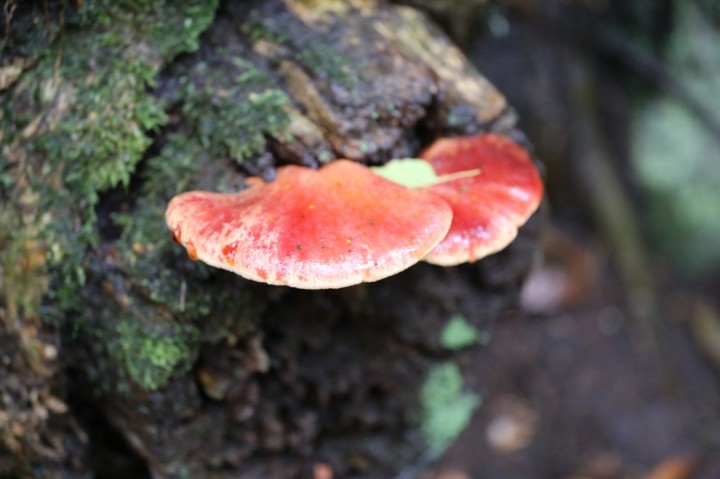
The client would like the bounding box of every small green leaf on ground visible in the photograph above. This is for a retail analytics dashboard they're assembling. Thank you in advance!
[420,361,481,456]
[441,314,484,350]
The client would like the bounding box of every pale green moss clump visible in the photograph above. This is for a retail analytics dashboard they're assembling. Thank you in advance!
[113,317,199,391]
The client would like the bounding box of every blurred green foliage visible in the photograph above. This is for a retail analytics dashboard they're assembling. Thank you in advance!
[440,314,486,350]
[633,1,720,278]
[419,361,481,456]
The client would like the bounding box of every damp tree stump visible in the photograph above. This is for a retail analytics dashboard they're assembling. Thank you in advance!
[0,2,543,478]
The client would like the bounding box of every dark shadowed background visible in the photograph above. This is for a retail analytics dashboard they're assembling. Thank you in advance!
[413,1,720,478]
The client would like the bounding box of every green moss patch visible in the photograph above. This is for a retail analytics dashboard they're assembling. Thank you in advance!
[1,0,220,313]
[180,57,292,162]
[112,316,199,391]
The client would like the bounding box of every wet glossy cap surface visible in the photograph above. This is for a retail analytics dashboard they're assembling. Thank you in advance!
[421,134,544,265]
[166,160,453,289]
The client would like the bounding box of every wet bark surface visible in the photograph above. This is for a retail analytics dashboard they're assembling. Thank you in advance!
[1,1,541,478]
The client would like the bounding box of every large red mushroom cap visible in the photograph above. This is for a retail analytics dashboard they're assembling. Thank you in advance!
[420,133,543,266]
[166,160,453,289]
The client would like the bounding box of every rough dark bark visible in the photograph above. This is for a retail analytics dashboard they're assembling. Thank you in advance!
[0,1,542,478]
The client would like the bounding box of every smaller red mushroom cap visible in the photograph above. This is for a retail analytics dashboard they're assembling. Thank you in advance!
[166,160,453,289]
[420,133,543,266]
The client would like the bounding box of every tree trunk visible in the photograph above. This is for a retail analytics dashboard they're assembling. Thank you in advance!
[0,1,542,478]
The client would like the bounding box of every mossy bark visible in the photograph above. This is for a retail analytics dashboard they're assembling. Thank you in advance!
[0,1,541,478]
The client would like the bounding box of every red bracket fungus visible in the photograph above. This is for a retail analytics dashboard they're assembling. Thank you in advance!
[166,160,453,289]
[166,134,543,289]
[419,133,544,265]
